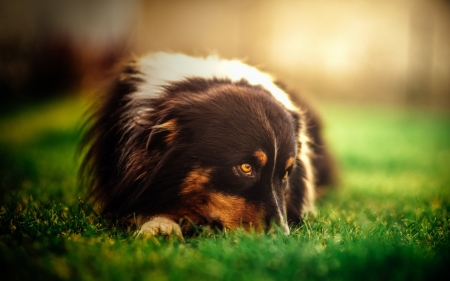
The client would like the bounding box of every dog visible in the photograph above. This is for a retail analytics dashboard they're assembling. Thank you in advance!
[80,52,335,239]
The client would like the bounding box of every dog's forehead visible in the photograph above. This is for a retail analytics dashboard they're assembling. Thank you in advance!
[193,84,294,130]
[180,85,297,163]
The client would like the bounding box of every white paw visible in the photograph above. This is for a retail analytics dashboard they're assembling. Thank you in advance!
[137,216,183,240]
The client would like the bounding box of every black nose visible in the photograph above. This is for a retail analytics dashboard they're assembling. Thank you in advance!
[264,215,290,235]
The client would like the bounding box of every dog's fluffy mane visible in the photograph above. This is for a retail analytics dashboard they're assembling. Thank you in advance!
[80,52,334,232]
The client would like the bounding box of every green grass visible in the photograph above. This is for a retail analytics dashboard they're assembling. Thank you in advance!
[1,96,449,281]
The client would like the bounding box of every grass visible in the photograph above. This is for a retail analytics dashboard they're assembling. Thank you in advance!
[1,95,449,281]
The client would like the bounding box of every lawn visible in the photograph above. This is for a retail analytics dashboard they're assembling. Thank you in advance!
[1,95,449,281]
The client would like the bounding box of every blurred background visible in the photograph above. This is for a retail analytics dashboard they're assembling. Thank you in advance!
[1,0,449,108]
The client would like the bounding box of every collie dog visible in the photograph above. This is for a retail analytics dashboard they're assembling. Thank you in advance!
[80,53,335,239]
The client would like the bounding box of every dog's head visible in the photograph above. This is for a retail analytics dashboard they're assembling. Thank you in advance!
[124,80,300,234]
[82,53,317,236]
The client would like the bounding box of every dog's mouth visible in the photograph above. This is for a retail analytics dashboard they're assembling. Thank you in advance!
[209,219,225,231]
[179,218,225,236]
[179,214,290,237]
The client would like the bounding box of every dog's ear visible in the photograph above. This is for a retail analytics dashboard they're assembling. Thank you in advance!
[125,101,179,151]
[146,119,179,149]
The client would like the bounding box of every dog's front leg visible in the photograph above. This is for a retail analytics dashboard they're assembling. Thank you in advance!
[137,216,183,240]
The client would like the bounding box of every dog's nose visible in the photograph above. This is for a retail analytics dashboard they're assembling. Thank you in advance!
[281,222,290,235]
[278,217,290,235]
[264,186,290,235]
[265,215,290,235]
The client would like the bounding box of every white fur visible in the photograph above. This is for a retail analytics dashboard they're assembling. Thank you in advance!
[132,52,297,111]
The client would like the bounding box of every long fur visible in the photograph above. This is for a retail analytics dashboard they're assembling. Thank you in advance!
[80,52,335,236]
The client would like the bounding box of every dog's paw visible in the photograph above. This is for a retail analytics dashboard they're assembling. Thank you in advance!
[137,216,183,240]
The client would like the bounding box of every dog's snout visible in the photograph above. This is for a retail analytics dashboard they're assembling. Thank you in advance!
[281,221,290,235]
[263,193,290,235]
[265,215,290,235]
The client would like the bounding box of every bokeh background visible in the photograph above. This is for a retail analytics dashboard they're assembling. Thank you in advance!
[1,2,449,279]
[1,0,449,108]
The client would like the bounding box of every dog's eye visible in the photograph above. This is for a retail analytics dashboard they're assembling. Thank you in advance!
[283,171,289,180]
[240,163,253,175]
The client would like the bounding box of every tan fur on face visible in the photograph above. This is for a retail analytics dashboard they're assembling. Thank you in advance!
[178,167,264,231]
[254,150,268,167]
[285,157,295,170]
[152,119,178,146]
[205,192,264,231]
[181,167,212,194]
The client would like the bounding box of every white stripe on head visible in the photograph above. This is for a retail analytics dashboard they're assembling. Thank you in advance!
[133,52,297,111]
[270,134,289,235]
[271,184,290,235]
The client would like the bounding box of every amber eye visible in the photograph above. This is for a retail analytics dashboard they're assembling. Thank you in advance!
[240,163,253,175]
[283,171,289,180]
